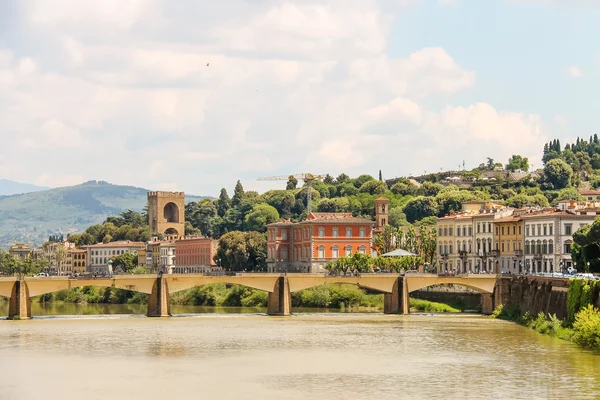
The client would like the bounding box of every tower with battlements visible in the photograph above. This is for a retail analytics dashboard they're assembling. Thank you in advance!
[374,197,389,234]
[147,192,185,236]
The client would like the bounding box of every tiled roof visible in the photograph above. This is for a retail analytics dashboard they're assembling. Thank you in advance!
[306,212,373,224]
[83,241,145,248]
[494,216,521,222]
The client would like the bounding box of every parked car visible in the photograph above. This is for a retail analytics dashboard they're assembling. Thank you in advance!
[34,273,49,277]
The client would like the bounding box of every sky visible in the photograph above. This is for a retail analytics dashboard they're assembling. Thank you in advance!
[0,0,599,197]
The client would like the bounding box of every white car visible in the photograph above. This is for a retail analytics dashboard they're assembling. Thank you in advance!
[34,273,49,277]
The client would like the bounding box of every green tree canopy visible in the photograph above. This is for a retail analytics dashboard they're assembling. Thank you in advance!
[403,197,439,223]
[506,154,529,172]
[245,204,280,232]
[544,158,573,189]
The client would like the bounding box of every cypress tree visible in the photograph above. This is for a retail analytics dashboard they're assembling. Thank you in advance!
[594,134,599,144]
[217,188,231,217]
[231,180,245,207]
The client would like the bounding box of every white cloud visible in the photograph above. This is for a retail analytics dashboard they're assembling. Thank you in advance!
[0,0,545,195]
[568,65,583,78]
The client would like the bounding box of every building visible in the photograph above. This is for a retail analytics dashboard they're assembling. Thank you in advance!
[159,241,176,273]
[173,236,217,274]
[493,214,524,274]
[69,249,87,275]
[266,212,374,273]
[373,197,389,235]
[436,201,511,273]
[8,243,31,260]
[579,190,600,202]
[83,241,145,275]
[147,191,185,236]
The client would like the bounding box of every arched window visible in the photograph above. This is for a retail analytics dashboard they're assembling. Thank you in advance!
[537,240,542,254]
[549,240,554,254]
[468,241,472,253]
[318,246,325,259]
[542,240,548,254]
[332,246,339,259]
[525,241,530,255]
[358,245,366,254]
[345,246,352,257]
[163,202,179,223]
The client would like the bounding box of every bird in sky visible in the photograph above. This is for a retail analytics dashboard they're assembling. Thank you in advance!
[206,63,210,67]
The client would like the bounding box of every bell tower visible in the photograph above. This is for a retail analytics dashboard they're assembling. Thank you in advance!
[147,191,185,236]
[374,197,389,234]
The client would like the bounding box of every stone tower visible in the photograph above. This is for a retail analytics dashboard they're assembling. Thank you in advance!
[374,197,389,234]
[147,192,185,236]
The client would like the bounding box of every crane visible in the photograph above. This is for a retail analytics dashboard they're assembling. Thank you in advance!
[257,173,325,214]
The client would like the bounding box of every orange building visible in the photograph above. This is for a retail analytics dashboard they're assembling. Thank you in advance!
[266,212,374,273]
[173,236,218,273]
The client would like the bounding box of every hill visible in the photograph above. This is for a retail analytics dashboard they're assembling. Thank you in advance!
[0,179,49,196]
[0,181,207,248]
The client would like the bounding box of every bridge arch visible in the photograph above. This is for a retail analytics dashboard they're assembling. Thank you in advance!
[165,275,280,294]
[404,276,496,294]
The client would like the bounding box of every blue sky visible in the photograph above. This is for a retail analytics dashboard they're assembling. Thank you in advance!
[0,0,598,196]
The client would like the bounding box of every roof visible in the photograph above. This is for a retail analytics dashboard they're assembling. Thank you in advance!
[375,197,389,202]
[494,216,522,223]
[83,241,145,248]
[380,249,418,257]
[306,212,373,224]
[579,190,600,195]
[267,213,374,227]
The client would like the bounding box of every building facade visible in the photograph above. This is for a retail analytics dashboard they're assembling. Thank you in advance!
[8,243,31,260]
[493,215,524,274]
[84,241,145,275]
[69,249,87,275]
[147,191,185,236]
[266,212,374,273]
[173,236,217,274]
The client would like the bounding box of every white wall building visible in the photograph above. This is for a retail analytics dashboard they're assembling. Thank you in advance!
[85,241,145,275]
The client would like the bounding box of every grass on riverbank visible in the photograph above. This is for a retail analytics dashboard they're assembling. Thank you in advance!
[409,298,461,313]
[490,303,600,353]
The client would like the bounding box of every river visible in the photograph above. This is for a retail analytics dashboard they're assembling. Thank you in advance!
[1,305,600,400]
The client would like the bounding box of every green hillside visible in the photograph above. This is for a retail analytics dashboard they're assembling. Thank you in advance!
[0,180,206,248]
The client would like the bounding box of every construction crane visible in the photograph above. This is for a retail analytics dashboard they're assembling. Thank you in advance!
[257,173,325,214]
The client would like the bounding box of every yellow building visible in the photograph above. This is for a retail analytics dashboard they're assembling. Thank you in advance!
[69,249,87,275]
[9,243,31,260]
[493,215,524,274]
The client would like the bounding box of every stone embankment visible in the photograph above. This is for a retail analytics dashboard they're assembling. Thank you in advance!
[494,276,569,320]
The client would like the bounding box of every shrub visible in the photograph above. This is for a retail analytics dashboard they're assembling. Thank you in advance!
[572,304,600,352]
[409,298,460,313]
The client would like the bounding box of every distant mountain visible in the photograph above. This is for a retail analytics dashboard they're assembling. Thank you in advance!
[0,179,49,196]
[0,180,208,249]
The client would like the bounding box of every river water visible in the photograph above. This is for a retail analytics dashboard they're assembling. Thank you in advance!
[1,305,600,400]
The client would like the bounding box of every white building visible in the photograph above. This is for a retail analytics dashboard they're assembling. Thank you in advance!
[84,241,145,275]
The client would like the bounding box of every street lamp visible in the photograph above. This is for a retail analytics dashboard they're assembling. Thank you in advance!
[587,261,591,273]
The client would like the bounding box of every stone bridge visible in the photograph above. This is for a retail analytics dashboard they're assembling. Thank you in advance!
[0,273,500,319]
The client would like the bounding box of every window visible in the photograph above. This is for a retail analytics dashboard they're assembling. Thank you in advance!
[525,241,530,255]
[542,241,547,254]
[543,225,547,236]
[477,240,481,253]
[358,246,366,254]
[444,243,448,254]
[512,226,516,235]
[496,226,499,235]
[488,223,492,233]
[564,243,572,254]
[537,224,541,236]
[565,224,572,235]
[359,228,366,238]
[477,223,481,233]
[281,247,288,261]
[463,226,467,236]
[501,226,505,235]
[282,230,287,240]
[468,226,472,236]
[318,227,325,238]
[438,227,443,236]
[449,243,453,254]
[518,226,522,235]
[449,228,453,236]
[346,228,352,238]
[332,246,339,259]
[332,227,338,238]
[549,241,554,254]
[549,225,553,235]
[526,225,530,236]
[444,227,448,236]
[439,244,443,255]
[468,241,472,253]
[501,242,505,252]
[345,246,352,257]
[457,227,461,237]
[318,246,325,259]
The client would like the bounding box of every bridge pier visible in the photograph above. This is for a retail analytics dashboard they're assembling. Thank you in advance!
[481,293,494,315]
[383,277,409,315]
[8,281,31,320]
[267,277,291,316]
[147,277,171,317]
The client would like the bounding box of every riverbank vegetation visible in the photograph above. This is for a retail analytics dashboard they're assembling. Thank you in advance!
[492,278,600,352]
[409,298,460,313]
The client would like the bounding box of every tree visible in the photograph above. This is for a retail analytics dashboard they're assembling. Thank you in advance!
[544,158,573,189]
[323,174,334,185]
[506,154,529,172]
[418,181,443,197]
[486,157,495,170]
[245,203,280,232]
[215,231,267,271]
[336,173,350,183]
[190,199,222,238]
[373,225,402,254]
[417,226,437,266]
[353,174,375,188]
[286,176,298,190]
[378,170,383,181]
[231,180,245,207]
[390,182,418,196]
[388,207,409,228]
[68,233,96,246]
[555,187,584,203]
[217,189,231,217]
[110,252,138,273]
[403,197,439,223]
[358,180,387,195]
